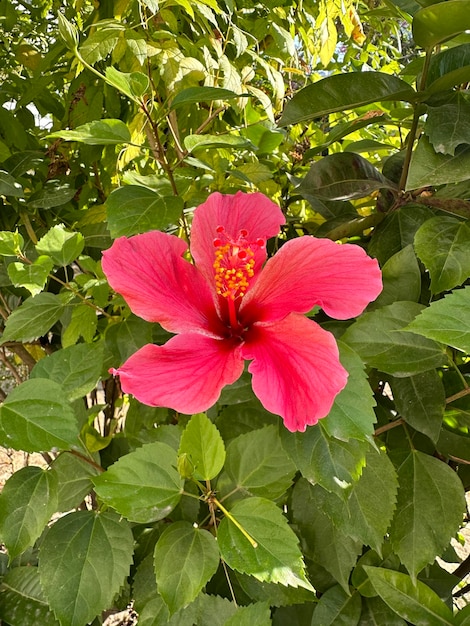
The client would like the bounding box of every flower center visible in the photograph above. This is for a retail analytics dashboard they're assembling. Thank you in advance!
[212,226,263,301]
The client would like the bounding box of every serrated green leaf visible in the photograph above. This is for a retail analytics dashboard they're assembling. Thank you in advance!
[234,572,315,607]
[0,170,24,197]
[1,292,65,343]
[406,287,470,353]
[321,343,377,441]
[342,301,448,377]
[281,424,368,498]
[36,224,85,266]
[390,370,445,442]
[218,497,313,590]
[413,1,470,49]
[0,466,58,560]
[414,216,470,293]
[279,72,415,126]
[389,450,466,579]
[30,342,103,402]
[61,303,98,347]
[224,602,272,626]
[93,442,183,523]
[39,510,134,626]
[0,566,60,626]
[407,136,470,190]
[297,152,397,202]
[47,119,131,146]
[0,231,24,256]
[7,255,53,295]
[311,585,361,626]
[425,97,470,156]
[51,451,100,512]
[178,413,225,481]
[105,185,183,238]
[291,479,362,591]
[0,378,79,452]
[222,425,296,499]
[154,521,219,615]
[364,567,454,626]
[78,25,123,64]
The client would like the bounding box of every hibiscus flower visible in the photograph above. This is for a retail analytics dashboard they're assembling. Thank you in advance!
[102,191,382,432]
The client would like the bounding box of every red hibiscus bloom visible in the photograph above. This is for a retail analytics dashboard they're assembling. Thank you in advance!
[102,191,382,432]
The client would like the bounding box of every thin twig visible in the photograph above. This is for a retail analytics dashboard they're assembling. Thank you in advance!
[374,418,404,437]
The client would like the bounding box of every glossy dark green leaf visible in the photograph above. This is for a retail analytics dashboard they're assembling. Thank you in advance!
[39,511,134,626]
[178,413,225,481]
[297,152,397,202]
[414,216,470,293]
[105,185,183,238]
[47,119,131,145]
[407,136,470,189]
[281,424,368,498]
[0,466,58,559]
[311,585,361,626]
[425,98,470,155]
[93,442,183,523]
[390,370,445,442]
[342,302,448,376]
[426,44,470,94]
[413,1,470,49]
[31,342,103,402]
[364,567,454,625]
[28,180,76,209]
[1,292,65,343]
[0,379,79,452]
[279,72,415,126]
[0,171,24,197]
[359,596,406,625]
[0,566,60,626]
[218,497,313,590]
[222,425,296,499]
[371,245,421,308]
[154,521,219,615]
[389,450,465,579]
[170,86,241,109]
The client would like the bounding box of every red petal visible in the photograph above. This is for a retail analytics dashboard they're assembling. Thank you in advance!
[191,191,285,286]
[240,236,382,324]
[114,334,244,414]
[242,315,348,432]
[102,231,224,336]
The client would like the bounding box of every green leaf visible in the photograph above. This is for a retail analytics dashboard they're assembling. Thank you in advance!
[342,301,448,377]
[414,216,470,293]
[222,425,296,499]
[93,442,183,523]
[7,255,54,295]
[28,180,76,209]
[360,596,407,626]
[406,136,470,190]
[291,479,362,591]
[0,171,24,197]
[0,566,60,626]
[372,245,421,308]
[39,510,134,626]
[57,12,79,51]
[347,448,398,554]
[36,224,85,266]
[364,567,454,626]
[30,342,103,402]
[170,86,241,109]
[178,413,225,481]
[1,292,65,343]
[0,231,24,256]
[388,450,465,579]
[0,379,79,452]
[105,67,150,100]
[0,466,58,560]
[281,424,368,498]
[413,1,470,49]
[218,497,313,591]
[61,303,98,347]
[105,185,183,238]
[224,602,272,626]
[297,152,397,202]
[184,134,255,153]
[51,451,100,512]
[235,572,315,607]
[406,286,470,352]
[321,343,377,441]
[426,44,470,95]
[390,370,445,442]
[425,98,470,156]
[47,119,131,145]
[311,585,361,626]
[279,72,415,126]
[153,521,219,614]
